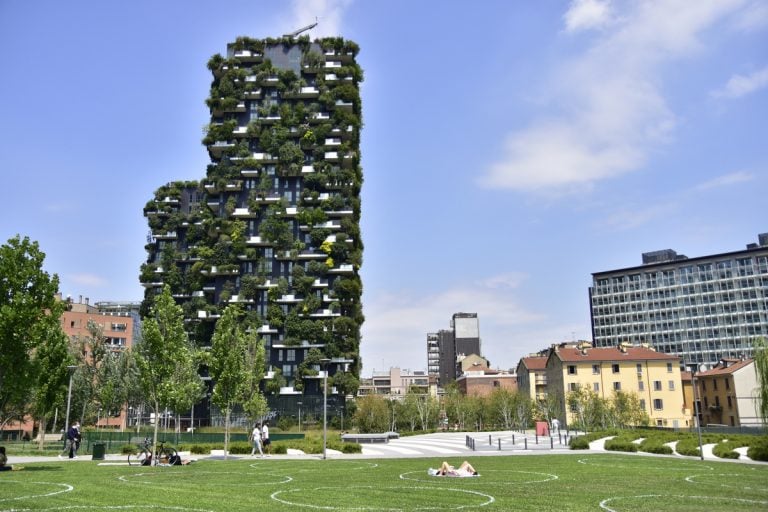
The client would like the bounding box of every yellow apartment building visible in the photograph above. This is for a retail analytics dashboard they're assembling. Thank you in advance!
[546,343,687,428]
[516,355,548,402]
[697,358,762,427]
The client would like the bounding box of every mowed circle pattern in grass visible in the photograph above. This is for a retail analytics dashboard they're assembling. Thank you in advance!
[0,454,766,511]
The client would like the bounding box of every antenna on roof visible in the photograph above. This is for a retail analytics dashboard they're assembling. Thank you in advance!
[283,18,318,39]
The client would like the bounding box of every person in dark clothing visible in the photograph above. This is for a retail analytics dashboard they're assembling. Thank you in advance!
[58,422,80,459]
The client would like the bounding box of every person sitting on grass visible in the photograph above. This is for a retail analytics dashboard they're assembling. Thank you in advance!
[429,460,478,477]
[0,446,23,472]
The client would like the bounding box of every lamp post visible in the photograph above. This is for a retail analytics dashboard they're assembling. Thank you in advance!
[297,401,302,432]
[63,365,78,447]
[320,358,331,460]
[692,363,705,461]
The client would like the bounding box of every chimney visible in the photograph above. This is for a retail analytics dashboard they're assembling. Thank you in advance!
[85,297,89,306]
[79,295,83,304]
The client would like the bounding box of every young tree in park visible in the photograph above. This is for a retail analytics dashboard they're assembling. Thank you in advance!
[209,304,252,459]
[754,337,768,425]
[241,327,268,425]
[352,395,389,433]
[512,392,534,430]
[136,286,202,457]
[0,235,66,429]
[31,316,73,450]
[490,388,516,429]
[536,392,563,426]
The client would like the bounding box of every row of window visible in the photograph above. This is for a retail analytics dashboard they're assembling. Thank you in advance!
[566,362,675,375]
[567,380,675,392]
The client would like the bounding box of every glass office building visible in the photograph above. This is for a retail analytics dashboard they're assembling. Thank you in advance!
[590,233,768,369]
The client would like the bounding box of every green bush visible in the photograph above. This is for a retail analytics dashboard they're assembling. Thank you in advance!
[673,437,701,457]
[713,440,743,459]
[120,444,137,455]
[604,439,638,452]
[747,438,768,462]
[569,436,589,450]
[639,440,673,455]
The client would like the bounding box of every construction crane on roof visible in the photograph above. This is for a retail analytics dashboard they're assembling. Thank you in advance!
[283,20,318,39]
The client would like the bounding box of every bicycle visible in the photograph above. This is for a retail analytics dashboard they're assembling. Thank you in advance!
[128,438,179,467]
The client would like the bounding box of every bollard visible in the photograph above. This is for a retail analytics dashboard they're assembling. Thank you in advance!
[535,434,539,445]
[559,433,562,445]
[489,434,492,445]
[512,434,515,444]
[550,437,554,449]
[498,439,501,451]
[524,438,528,450]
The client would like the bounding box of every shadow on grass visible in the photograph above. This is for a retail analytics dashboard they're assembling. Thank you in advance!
[14,465,65,472]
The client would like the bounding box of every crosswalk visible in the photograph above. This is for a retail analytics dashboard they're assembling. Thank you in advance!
[359,431,573,457]
[360,433,474,457]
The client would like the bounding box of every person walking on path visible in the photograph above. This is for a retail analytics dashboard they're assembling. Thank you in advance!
[59,422,80,459]
[250,423,263,457]
[261,421,270,454]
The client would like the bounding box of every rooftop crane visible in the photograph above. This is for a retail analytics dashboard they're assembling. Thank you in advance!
[283,20,318,39]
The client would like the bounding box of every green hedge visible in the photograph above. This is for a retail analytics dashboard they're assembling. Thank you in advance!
[747,437,768,462]
[638,439,673,455]
[569,436,589,450]
[604,438,638,452]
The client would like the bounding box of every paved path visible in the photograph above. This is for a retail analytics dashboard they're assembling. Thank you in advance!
[6,432,765,464]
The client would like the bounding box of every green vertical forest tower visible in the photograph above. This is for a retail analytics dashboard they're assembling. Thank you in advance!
[141,35,363,414]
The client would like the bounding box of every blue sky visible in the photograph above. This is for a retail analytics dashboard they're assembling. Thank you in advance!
[1,0,766,374]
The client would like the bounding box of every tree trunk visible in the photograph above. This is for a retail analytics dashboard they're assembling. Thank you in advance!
[37,415,47,451]
[224,406,231,461]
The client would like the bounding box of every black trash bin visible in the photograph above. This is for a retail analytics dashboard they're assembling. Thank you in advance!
[92,442,106,460]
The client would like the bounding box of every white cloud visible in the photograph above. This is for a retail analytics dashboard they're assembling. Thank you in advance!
[597,201,680,232]
[732,0,768,31]
[694,170,754,190]
[67,273,108,288]
[290,0,353,37]
[481,0,748,193]
[564,0,614,33]
[711,66,768,99]
[360,274,553,373]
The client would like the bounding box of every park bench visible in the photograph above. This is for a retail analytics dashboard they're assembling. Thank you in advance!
[341,433,390,444]
[36,433,63,442]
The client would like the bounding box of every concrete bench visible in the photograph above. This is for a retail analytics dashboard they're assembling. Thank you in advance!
[341,433,390,444]
[36,433,63,442]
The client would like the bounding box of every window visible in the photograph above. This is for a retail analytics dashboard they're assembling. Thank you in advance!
[638,381,645,391]
[592,364,600,375]
[286,349,296,362]
[613,382,622,391]
[725,379,730,390]
[277,349,283,362]
[593,382,600,392]
[653,380,662,391]
[636,363,643,374]
[612,364,620,374]
[639,399,646,410]
[568,365,577,375]
[568,382,579,392]
[727,396,733,409]
[667,362,673,373]
[668,380,675,391]
[713,379,718,390]
[653,398,663,410]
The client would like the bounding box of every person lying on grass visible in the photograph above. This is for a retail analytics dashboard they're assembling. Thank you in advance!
[428,460,478,477]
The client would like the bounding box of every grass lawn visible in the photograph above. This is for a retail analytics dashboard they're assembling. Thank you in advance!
[1,454,766,511]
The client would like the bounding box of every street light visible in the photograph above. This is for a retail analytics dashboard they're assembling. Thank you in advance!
[692,363,705,461]
[63,365,78,447]
[320,358,331,460]
[297,401,303,432]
